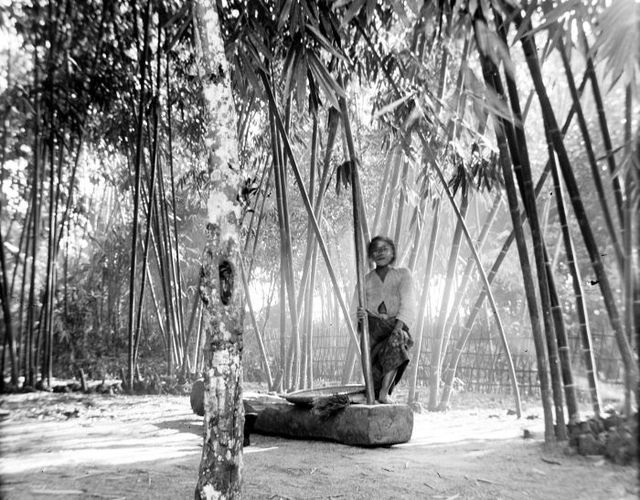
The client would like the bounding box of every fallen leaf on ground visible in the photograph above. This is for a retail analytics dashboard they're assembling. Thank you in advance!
[476,478,500,485]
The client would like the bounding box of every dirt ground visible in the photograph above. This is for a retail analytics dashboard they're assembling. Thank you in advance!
[0,388,637,500]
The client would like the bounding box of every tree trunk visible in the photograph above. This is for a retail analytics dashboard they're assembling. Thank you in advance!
[193,1,245,497]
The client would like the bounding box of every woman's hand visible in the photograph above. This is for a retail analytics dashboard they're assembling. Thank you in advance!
[358,307,389,320]
[356,306,368,320]
[392,319,405,335]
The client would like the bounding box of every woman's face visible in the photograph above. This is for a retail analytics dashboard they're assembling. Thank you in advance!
[371,241,394,267]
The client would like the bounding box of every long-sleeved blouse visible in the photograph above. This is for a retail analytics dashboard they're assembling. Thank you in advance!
[351,266,416,331]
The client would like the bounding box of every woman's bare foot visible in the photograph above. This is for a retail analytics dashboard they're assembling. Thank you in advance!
[378,394,395,404]
[377,369,397,404]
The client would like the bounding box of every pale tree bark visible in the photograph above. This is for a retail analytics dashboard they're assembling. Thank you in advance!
[193,2,245,498]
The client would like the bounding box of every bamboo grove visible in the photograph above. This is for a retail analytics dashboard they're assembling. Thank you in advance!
[1,0,638,444]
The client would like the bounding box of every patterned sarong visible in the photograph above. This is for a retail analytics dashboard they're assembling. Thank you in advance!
[367,314,414,398]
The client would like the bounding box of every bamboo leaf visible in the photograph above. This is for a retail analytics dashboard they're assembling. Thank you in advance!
[248,32,273,63]
[511,2,540,44]
[295,51,308,113]
[475,20,516,80]
[513,0,582,43]
[371,93,414,120]
[463,66,518,126]
[239,50,263,92]
[277,0,294,31]
[307,52,344,108]
[388,0,410,26]
[592,0,639,88]
[166,16,192,52]
[161,2,189,29]
[335,160,353,195]
[543,23,564,62]
[307,68,321,114]
[282,44,299,101]
[306,23,346,62]
[301,0,319,25]
[365,0,376,20]
[338,0,366,27]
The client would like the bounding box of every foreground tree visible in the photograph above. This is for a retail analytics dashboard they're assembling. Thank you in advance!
[192,1,246,497]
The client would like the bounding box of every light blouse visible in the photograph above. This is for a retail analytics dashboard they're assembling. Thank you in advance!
[351,266,417,331]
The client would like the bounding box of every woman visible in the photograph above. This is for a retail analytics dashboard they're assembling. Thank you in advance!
[353,236,416,403]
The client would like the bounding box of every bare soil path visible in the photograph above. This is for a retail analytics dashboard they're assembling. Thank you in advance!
[0,391,637,499]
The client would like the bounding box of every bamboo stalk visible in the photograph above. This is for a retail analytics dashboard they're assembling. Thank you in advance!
[512,8,638,383]
[371,148,394,234]
[42,105,56,387]
[280,97,301,391]
[165,51,186,353]
[439,65,590,412]
[579,28,625,228]
[557,38,623,273]
[430,154,522,417]
[301,114,319,389]
[180,294,200,378]
[239,256,273,388]
[407,198,440,404]
[339,91,375,404]
[158,158,185,367]
[439,192,501,363]
[133,40,162,371]
[491,10,566,437]
[378,147,402,237]
[428,190,469,410]
[260,71,363,363]
[546,129,593,419]
[26,35,43,387]
[193,304,204,374]
[404,183,426,273]
[267,107,288,389]
[242,153,269,274]
[623,85,634,416]
[0,228,18,384]
[246,160,272,281]
[126,0,151,392]
[392,157,410,253]
[294,109,339,316]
